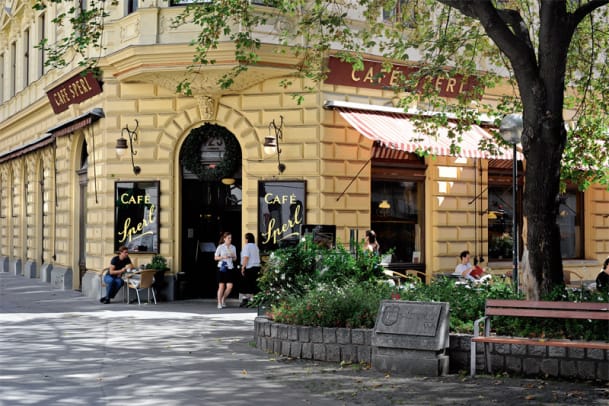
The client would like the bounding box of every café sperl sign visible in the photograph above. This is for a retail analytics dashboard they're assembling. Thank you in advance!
[325,56,481,98]
[46,71,103,114]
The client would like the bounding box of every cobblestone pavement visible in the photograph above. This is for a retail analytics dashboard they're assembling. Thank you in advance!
[1,272,608,406]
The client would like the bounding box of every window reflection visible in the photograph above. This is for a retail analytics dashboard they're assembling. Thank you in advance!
[371,180,423,263]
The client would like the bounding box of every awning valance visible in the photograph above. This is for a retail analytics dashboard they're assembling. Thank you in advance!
[328,102,522,160]
[48,108,105,137]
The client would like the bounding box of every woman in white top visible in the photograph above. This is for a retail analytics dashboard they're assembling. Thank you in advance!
[239,232,261,307]
[214,232,237,309]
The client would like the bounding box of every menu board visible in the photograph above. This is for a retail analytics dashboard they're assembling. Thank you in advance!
[258,181,306,251]
[114,181,159,253]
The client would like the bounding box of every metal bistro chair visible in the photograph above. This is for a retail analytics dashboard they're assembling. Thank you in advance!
[126,269,157,305]
[99,268,110,300]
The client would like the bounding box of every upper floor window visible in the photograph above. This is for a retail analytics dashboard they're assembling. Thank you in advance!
[0,53,4,103]
[10,42,16,98]
[38,13,46,79]
[24,28,30,87]
[382,0,415,26]
[127,0,139,14]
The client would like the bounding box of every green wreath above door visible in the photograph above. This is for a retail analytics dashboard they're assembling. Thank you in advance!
[181,124,241,182]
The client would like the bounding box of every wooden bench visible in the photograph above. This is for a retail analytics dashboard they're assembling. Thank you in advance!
[470,299,609,377]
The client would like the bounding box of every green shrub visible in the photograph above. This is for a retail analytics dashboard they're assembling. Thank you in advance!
[255,239,608,341]
[271,280,393,328]
[254,236,384,307]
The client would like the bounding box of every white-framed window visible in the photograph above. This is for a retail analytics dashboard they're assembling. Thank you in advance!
[24,28,30,87]
[38,13,46,79]
[0,53,4,103]
[127,0,139,14]
[10,42,16,97]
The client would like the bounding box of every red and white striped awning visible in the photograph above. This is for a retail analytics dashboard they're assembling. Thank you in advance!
[333,105,522,160]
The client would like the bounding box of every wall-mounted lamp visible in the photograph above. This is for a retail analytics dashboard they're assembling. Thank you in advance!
[264,116,286,174]
[116,119,141,175]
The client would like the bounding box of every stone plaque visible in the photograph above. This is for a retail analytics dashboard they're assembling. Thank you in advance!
[371,300,450,376]
[377,302,442,336]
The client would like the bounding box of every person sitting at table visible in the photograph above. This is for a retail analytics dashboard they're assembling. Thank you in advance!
[453,250,473,279]
[100,245,132,304]
[595,257,609,292]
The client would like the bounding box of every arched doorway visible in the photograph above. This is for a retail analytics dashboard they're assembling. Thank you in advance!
[179,124,242,299]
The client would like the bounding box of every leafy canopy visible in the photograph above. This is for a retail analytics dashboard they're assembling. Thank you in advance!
[33,0,609,188]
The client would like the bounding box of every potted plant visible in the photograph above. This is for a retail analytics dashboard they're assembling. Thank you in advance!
[493,233,513,259]
[147,254,169,271]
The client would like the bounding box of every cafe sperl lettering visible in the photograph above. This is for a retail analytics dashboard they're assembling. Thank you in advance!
[258,181,306,250]
[114,182,160,253]
[325,56,480,98]
[46,71,103,114]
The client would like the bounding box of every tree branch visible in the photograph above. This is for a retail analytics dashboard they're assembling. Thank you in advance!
[571,0,609,26]
[438,0,536,69]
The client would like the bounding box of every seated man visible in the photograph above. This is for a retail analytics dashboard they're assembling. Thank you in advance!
[100,245,132,304]
[453,251,491,283]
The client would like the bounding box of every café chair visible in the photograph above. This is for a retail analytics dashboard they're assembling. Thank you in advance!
[99,268,110,300]
[126,269,157,305]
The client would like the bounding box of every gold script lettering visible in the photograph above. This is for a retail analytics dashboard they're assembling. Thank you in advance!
[117,204,157,243]
[261,204,303,245]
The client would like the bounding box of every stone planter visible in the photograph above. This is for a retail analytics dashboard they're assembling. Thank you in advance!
[254,318,608,380]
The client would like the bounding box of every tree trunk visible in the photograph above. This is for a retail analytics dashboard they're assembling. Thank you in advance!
[521,119,565,297]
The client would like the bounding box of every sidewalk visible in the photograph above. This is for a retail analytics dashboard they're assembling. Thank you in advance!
[1,272,607,406]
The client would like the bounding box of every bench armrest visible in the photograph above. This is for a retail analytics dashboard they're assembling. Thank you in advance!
[473,316,488,338]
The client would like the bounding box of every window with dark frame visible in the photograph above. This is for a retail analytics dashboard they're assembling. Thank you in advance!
[128,0,139,14]
[10,42,16,98]
[38,13,46,79]
[0,53,4,103]
[371,147,426,264]
[24,28,30,87]
[487,159,521,261]
[557,187,584,259]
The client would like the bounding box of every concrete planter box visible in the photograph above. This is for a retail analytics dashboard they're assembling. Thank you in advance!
[254,317,608,380]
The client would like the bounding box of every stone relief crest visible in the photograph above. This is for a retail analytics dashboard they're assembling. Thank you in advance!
[197,96,217,121]
[381,304,400,326]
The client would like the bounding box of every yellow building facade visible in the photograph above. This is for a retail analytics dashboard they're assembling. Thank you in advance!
[0,1,606,300]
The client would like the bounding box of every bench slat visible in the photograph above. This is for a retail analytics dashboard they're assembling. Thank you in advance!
[485,299,609,311]
[472,336,609,350]
[485,308,609,320]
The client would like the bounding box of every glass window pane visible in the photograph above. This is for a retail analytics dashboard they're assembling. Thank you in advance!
[371,180,423,263]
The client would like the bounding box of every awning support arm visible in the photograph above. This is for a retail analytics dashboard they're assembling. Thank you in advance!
[336,159,371,202]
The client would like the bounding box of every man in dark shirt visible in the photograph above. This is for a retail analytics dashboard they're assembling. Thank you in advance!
[100,245,132,304]
[596,257,609,292]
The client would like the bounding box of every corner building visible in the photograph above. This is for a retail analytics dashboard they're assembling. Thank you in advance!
[0,1,606,300]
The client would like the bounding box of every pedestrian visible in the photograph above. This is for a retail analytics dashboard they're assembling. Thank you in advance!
[595,257,609,291]
[239,232,261,307]
[100,245,132,304]
[214,232,237,309]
